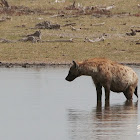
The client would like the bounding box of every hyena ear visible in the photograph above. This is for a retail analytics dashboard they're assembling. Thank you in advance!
[73,61,79,69]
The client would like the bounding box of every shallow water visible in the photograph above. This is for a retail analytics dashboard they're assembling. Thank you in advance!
[0,66,139,140]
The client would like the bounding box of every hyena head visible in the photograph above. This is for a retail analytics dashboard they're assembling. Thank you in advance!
[65,61,81,82]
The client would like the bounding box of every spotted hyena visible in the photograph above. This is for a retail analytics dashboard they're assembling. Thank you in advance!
[65,58,138,102]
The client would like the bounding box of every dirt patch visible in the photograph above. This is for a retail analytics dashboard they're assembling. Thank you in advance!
[0,5,47,15]
[64,1,113,16]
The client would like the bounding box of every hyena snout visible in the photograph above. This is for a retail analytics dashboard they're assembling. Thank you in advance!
[65,61,80,82]
[65,74,77,82]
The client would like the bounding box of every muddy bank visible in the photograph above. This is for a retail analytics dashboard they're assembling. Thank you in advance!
[0,62,140,68]
[0,62,71,68]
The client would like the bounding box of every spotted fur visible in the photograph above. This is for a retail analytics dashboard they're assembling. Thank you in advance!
[65,58,138,102]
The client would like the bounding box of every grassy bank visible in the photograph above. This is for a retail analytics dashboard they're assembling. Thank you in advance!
[0,0,140,64]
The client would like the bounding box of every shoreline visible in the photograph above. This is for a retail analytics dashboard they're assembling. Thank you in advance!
[0,62,140,68]
[0,62,71,68]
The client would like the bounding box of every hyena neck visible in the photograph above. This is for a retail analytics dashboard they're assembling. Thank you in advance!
[79,63,98,76]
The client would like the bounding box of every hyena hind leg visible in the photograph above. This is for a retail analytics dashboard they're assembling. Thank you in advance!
[123,86,135,100]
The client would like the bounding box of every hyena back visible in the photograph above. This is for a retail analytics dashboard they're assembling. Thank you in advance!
[65,58,138,102]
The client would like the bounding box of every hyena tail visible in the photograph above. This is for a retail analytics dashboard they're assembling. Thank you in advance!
[134,86,138,98]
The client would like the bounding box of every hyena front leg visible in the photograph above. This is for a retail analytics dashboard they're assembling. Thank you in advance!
[104,83,110,102]
[95,83,102,102]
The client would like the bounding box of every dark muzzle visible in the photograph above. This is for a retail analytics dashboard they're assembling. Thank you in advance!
[65,75,76,82]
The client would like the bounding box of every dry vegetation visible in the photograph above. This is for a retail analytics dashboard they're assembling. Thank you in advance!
[0,0,140,65]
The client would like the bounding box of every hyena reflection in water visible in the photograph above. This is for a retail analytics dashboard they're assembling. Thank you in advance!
[65,58,138,102]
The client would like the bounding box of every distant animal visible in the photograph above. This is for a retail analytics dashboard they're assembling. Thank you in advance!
[26,30,41,39]
[65,58,138,102]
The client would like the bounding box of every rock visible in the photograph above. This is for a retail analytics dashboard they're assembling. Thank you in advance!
[35,21,60,29]
[126,29,136,36]
[19,36,40,43]
[26,30,41,39]
[0,38,15,43]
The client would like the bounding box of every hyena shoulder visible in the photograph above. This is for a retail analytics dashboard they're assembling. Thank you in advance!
[83,58,116,73]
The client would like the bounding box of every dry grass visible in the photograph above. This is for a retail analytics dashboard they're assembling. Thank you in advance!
[0,0,140,64]
[8,0,140,14]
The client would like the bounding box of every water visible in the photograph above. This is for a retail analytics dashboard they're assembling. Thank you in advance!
[0,66,139,140]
